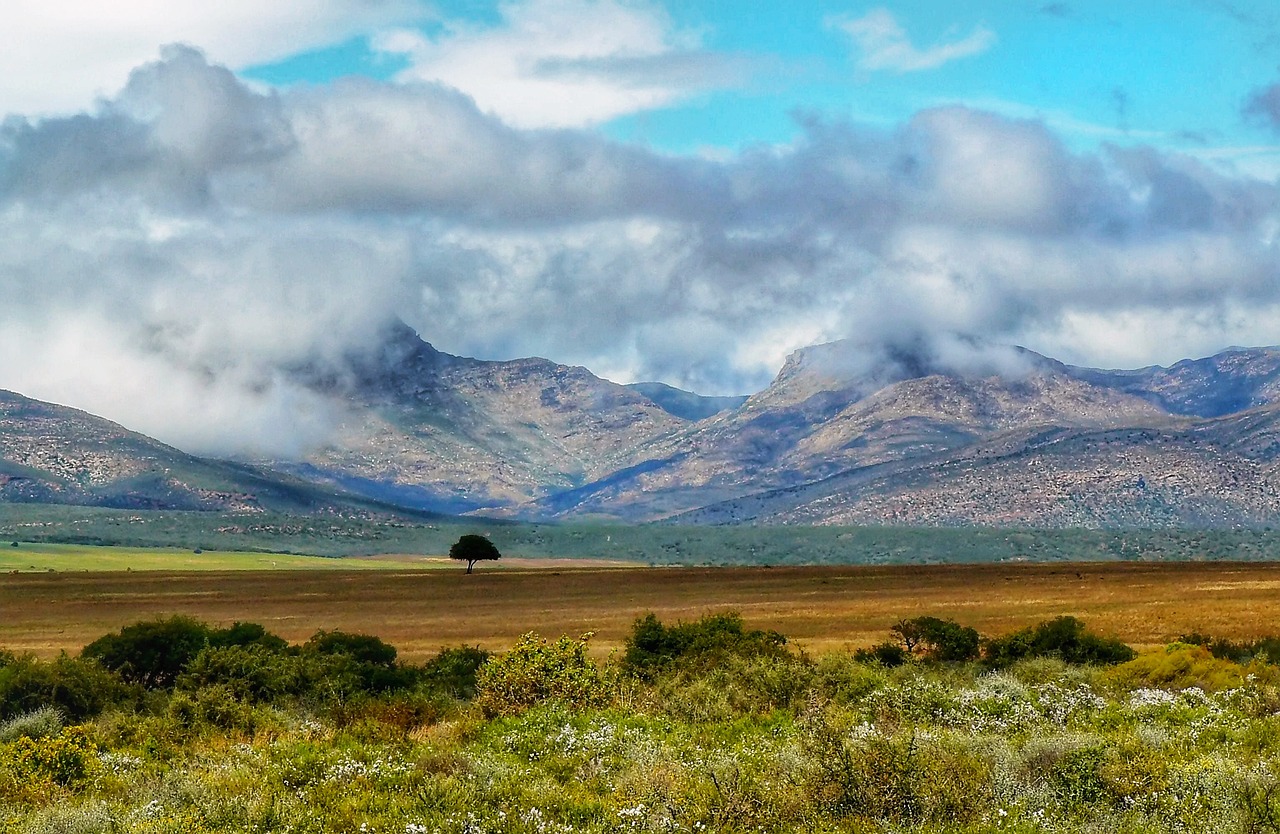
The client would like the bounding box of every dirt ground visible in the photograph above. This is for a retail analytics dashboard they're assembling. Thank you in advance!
[3,561,1278,660]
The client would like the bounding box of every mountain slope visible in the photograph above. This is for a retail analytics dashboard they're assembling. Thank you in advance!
[674,405,1280,528]
[13,331,1280,531]
[290,322,688,513]
[0,390,419,515]
[1069,347,1280,417]
[515,341,1174,521]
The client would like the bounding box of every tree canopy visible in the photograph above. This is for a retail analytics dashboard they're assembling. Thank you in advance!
[449,534,501,573]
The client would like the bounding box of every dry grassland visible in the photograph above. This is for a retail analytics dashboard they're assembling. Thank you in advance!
[3,561,1280,661]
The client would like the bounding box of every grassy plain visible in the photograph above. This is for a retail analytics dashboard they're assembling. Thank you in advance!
[0,543,439,572]
[5,560,1280,660]
[8,503,1280,564]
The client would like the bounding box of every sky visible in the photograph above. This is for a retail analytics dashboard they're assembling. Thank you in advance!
[2,0,1280,455]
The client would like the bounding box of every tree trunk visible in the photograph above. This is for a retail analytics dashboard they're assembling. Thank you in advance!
[466,560,475,574]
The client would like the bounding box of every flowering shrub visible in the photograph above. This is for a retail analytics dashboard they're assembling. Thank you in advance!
[7,724,99,786]
[1106,643,1255,691]
[475,632,609,717]
[7,620,1280,832]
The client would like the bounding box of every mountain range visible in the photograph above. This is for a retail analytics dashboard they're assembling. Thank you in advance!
[6,321,1280,529]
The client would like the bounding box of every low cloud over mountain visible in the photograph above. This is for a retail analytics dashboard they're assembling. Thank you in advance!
[2,46,1279,456]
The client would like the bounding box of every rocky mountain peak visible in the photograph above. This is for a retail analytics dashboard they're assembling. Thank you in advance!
[757,336,1063,410]
[12,328,1280,528]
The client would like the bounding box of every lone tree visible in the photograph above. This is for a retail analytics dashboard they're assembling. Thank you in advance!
[450,534,501,574]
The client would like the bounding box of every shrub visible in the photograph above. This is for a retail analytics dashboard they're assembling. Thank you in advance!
[302,630,412,694]
[0,654,129,721]
[181,643,422,707]
[1104,643,1248,692]
[81,615,213,688]
[622,612,789,678]
[891,617,981,662]
[475,632,608,717]
[420,645,490,699]
[303,630,397,667]
[1020,735,1111,808]
[0,706,63,742]
[166,684,258,732]
[179,644,307,703]
[657,653,817,718]
[339,692,449,736]
[984,616,1135,668]
[801,706,991,825]
[1181,632,1280,666]
[854,642,909,667]
[208,621,289,652]
[813,654,891,704]
[7,725,99,787]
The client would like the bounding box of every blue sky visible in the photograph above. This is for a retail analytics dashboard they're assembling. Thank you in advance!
[233,0,1280,170]
[3,1,1280,451]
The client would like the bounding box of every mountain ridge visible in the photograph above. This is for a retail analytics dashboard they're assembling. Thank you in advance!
[0,389,434,517]
[7,328,1280,529]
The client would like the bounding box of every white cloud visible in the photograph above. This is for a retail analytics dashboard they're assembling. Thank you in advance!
[373,0,733,128]
[1033,305,1280,370]
[4,48,1280,452]
[0,0,425,117]
[837,8,996,73]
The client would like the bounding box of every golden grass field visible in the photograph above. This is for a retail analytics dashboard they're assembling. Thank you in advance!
[5,559,1280,660]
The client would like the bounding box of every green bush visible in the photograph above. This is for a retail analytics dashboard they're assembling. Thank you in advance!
[7,725,99,787]
[419,645,490,699]
[81,615,213,688]
[0,654,130,721]
[1181,632,1280,666]
[854,642,910,667]
[891,617,981,662]
[812,653,890,704]
[475,632,608,717]
[209,621,289,652]
[801,705,990,825]
[179,644,308,703]
[656,653,817,718]
[303,630,397,667]
[1103,643,1250,692]
[302,630,413,694]
[984,616,1135,668]
[622,612,789,678]
[166,684,259,732]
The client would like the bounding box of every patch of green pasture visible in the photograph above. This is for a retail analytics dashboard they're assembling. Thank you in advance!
[0,542,440,572]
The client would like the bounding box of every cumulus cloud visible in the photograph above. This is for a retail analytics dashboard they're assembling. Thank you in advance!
[372,0,743,128]
[0,0,425,118]
[836,8,996,73]
[2,47,1280,456]
[231,78,727,221]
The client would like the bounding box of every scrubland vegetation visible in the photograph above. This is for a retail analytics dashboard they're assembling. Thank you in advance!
[10,503,1280,565]
[6,612,1280,833]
